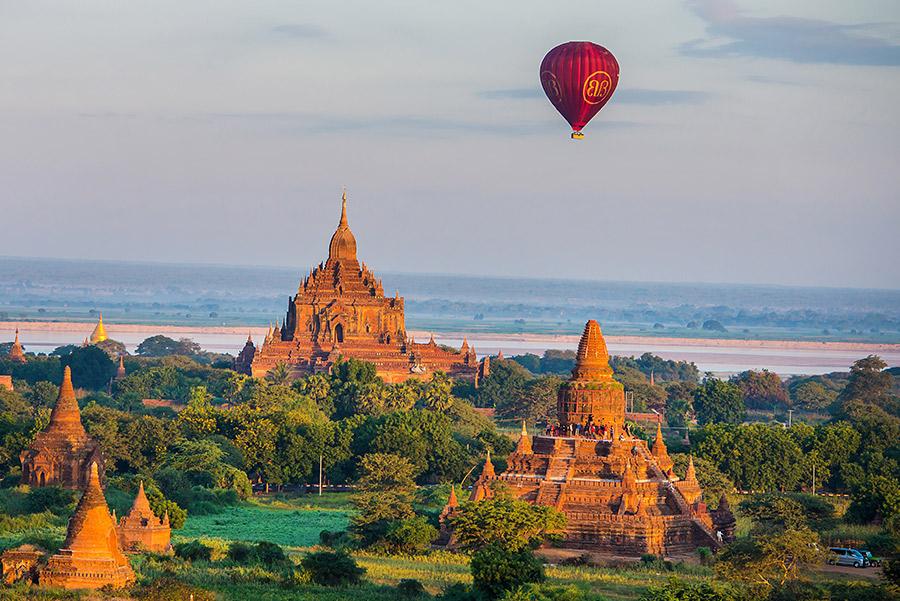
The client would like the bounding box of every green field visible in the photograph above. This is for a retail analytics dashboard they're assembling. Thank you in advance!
[177,501,352,549]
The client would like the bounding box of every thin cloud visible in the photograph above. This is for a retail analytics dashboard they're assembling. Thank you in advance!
[477,88,543,100]
[479,87,708,105]
[206,111,640,136]
[682,0,900,65]
[614,89,709,105]
[270,23,328,39]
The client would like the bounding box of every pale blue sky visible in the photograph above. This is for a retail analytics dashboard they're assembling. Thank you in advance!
[1,0,899,288]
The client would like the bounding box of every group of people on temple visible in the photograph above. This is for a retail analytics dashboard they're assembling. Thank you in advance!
[544,418,631,441]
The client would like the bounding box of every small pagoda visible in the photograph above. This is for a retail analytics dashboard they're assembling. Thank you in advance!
[117,481,172,554]
[39,462,135,590]
[7,329,26,363]
[459,320,735,556]
[20,366,104,489]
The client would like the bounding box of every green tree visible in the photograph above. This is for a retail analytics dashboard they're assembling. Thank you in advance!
[716,529,824,591]
[178,386,219,436]
[470,543,545,599]
[792,381,836,411]
[136,335,202,357]
[62,346,115,390]
[350,453,417,546]
[422,372,454,412]
[665,381,695,428]
[449,497,566,553]
[837,355,894,410]
[477,361,531,410]
[694,378,745,425]
[28,381,60,408]
[265,362,291,386]
[730,370,788,410]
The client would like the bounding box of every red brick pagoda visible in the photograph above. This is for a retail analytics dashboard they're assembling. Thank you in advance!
[20,366,104,489]
[237,192,486,384]
[461,320,735,556]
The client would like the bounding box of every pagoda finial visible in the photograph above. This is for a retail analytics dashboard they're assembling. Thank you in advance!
[516,421,533,455]
[685,455,697,483]
[447,485,458,508]
[328,189,357,260]
[47,366,86,436]
[90,312,108,343]
[130,480,153,517]
[482,449,495,479]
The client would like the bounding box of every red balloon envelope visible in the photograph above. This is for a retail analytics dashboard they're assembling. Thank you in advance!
[540,41,619,139]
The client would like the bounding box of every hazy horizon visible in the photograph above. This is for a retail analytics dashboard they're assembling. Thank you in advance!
[3,252,900,294]
[2,1,899,288]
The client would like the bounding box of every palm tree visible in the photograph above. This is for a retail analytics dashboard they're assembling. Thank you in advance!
[265,362,291,385]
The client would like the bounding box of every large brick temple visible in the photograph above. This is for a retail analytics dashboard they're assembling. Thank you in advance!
[449,320,735,556]
[236,193,487,384]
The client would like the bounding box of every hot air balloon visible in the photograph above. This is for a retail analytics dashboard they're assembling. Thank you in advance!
[540,41,619,139]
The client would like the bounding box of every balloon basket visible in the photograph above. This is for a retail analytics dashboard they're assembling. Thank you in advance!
[571,131,584,140]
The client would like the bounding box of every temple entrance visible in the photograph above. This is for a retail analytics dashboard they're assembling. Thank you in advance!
[335,324,344,343]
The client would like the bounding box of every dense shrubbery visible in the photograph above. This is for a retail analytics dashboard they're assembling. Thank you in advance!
[470,543,545,599]
[300,549,365,586]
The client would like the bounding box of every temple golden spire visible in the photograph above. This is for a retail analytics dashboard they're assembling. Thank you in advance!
[89,313,108,344]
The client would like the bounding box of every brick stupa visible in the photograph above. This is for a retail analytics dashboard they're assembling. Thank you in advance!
[461,320,735,556]
[117,481,172,554]
[237,192,488,384]
[20,366,104,489]
[40,462,135,590]
[7,329,26,363]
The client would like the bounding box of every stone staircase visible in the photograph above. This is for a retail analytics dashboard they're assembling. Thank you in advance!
[536,480,565,510]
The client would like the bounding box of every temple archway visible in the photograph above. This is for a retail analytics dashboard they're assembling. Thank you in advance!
[335,324,344,343]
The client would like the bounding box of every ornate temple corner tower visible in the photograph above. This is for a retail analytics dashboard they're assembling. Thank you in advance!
[20,366,104,489]
[242,191,487,384]
[436,485,460,546]
[39,463,135,590]
[458,319,735,556]
[117,482,172,554]
[7,329,26,363]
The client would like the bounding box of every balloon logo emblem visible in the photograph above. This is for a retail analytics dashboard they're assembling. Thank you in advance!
[583,71,612,105]
[541,71,562,103]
